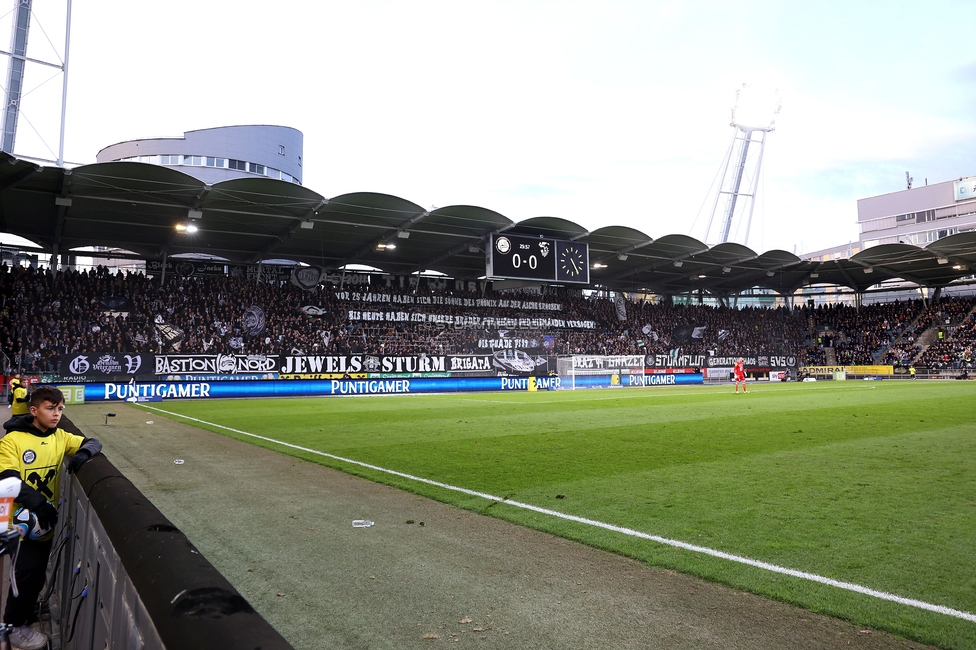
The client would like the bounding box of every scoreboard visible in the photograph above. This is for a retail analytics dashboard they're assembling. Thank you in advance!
[487,234,589,284]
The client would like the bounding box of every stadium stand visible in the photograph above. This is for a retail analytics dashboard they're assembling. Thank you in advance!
[3,262,975,374]
[0,264,813,370]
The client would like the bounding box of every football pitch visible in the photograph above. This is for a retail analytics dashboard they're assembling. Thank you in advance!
[136,381,976,649]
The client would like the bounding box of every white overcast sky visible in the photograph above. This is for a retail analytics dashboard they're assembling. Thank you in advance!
[5,0,976,255]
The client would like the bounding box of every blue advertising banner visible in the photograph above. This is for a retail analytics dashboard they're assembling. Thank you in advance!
[85,373,701,401]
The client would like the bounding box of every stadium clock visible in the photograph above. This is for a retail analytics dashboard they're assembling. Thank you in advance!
[556,241,589,283]
[487,234,589,284]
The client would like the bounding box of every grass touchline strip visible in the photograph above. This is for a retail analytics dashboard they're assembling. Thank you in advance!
[138,403,976,624]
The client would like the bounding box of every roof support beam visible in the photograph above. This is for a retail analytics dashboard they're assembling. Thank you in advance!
[413,222,519,275]
[612,246,711,281]
[250,198,329,263]
[333,210,430,270]
[848,258,930,288]
[0,163,40,193]
[50,169,73,277]
[594,238,654,265]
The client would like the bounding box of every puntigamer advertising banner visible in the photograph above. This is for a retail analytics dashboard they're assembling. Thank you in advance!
[85,372,703,401]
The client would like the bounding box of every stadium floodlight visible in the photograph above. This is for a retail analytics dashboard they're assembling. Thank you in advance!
[468,245,481,253]
[722,267,731,273]
[673,261,683,267]
[810,272,819,278]
[698,274,707,279]
[953,263,966,270]
[397,230,410,239]
[766,271,775,277]
[592,262,607,269]
[937,257,949,265]
[175,223,198,233]
[377,242,396,250]
[863,267,873,274]
[300,220,314,229]
[617,254,628,261]
[731,83,782,132]
[188,209,203,220]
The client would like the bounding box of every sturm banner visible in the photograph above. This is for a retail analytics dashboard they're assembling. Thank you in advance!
[60,353,153,378]
[278,354,494,375]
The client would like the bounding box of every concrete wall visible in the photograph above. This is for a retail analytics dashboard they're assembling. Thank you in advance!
[44,417,294,650]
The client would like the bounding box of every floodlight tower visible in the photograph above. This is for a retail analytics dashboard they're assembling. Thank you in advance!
[704,84,781,246]
[0,0,73,165]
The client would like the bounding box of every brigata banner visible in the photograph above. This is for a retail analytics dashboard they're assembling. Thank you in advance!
[60,353,153,378]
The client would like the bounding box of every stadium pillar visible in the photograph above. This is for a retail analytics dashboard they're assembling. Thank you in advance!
[160,252,168,286]
[931,287,942,305]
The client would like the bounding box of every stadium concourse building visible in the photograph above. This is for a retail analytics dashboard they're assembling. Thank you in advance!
[96,125,304,186]
[0,125,975,300]
[802,174,976,299]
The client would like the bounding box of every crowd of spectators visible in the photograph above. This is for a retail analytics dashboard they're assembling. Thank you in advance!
[2,263,974,374]
[881,297,976,367]
[912,299,976,370]
[809,300,925,366]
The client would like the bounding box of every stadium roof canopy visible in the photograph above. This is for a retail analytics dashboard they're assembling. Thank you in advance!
[2,153,976,297]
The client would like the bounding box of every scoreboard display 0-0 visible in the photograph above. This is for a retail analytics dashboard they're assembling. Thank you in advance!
[487,234,589,284]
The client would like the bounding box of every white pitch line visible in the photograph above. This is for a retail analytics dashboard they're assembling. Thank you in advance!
[138,403,976,624]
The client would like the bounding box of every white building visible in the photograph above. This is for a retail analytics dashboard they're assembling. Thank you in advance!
[804,175,976,262]
[96,125,304,185]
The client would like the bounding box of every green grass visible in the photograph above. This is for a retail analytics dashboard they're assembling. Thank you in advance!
[140,381,976,649]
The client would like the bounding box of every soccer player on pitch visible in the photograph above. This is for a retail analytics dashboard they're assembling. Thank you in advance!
[734,357,747,393]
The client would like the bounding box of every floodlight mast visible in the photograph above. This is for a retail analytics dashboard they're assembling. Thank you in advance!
[1,0,31,154]
[704,84,781,246]
[0,0,72,165]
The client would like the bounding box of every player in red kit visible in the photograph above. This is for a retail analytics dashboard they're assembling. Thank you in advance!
[733,357,747,393]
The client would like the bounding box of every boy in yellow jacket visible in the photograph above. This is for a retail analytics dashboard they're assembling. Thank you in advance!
[0,386,101,650]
